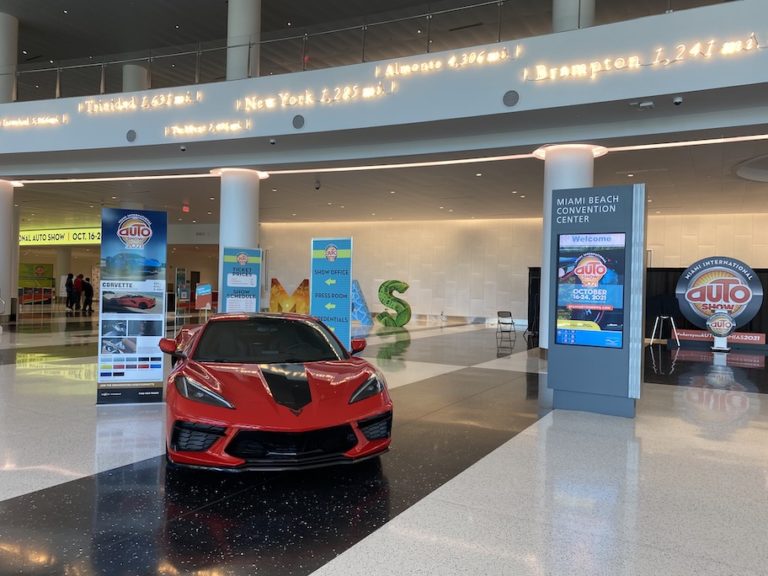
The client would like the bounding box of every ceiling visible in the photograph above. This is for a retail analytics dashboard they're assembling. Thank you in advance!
[2,0,760,232]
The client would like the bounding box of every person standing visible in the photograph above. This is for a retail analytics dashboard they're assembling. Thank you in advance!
[65,273,75,311]
[82,277,94,313]
[73,274,84,311]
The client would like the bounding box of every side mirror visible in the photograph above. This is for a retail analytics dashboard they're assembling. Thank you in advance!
[350,338,366,354]
[159,338,184,357]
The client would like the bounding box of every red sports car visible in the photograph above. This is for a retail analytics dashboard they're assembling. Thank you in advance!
[158,313,392,471]
[115,294,156,309]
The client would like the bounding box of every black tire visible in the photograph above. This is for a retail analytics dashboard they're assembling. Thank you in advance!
[138,302,148,310]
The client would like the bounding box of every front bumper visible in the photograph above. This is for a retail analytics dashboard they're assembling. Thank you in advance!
[167,411,392,471]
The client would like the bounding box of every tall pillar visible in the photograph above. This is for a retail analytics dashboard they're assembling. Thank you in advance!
[534,144,606,349]
[10,204,19,310]
[0,13,18,103]
[122,63,150,92]
[0,180,14,321]
[553,0,595,32]
[226,0,262,80]
[216,168,266,311]
[56,247,72,284]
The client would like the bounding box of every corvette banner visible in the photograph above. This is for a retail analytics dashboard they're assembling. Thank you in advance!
[97,208,167,404]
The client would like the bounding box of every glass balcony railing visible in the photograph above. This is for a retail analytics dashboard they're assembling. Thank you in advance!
[2,0,733,103]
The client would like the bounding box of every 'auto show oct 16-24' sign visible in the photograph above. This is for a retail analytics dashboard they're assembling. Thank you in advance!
[675,256,763,332]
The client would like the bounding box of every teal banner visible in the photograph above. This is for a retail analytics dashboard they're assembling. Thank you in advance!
[220,247,261,313]
[310,238,352,348]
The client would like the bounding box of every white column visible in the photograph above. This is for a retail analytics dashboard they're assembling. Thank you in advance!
[0,13,18,103]
[55,247,72,285]
[226,0,262,80]
[217,168,266,311]
[10,204,19,310]
[122,63,150,92]
[535,144,606,349]
[0,181,14,320]
[553,0,595,32]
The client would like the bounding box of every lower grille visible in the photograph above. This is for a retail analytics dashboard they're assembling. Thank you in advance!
[171,421,227,452]
[358,412,392,441]
[226,425,358,463]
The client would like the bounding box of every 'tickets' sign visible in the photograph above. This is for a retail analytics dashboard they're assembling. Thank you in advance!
[675,257,763,330]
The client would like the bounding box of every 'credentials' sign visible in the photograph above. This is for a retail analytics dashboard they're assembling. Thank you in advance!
[675,256,763,330]
[310,238,352,349]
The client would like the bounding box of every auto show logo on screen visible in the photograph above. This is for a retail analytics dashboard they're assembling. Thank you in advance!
[574,253,608,287]
[117,213,153,249]
[676,257,763,329]
[706,311,736,338]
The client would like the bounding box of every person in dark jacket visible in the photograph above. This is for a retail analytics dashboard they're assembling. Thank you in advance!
[82,278,94,313]
[65,273,75,310]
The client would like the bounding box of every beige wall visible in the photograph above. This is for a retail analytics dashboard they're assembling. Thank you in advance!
[261,219,543,322]
[646,214,768,268]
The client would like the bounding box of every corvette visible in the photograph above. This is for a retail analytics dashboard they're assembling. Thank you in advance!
[115,294,156,309]
[159,313,392,471]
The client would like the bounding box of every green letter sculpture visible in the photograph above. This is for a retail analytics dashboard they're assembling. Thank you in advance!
[376,280,412,327]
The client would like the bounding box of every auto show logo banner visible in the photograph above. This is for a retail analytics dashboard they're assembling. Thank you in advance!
[548,185,646,418]
[220,247,261,313]
[675,256,763,331]
[97,208,167,405]
[310,238,352,349]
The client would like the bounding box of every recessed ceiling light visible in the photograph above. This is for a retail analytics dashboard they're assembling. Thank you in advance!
[175,24,180,29]
[22,50,27,55]
[177,217,182,221]
[291,213,296,216]
[512,190,518,194]
[448,209,454,212]
[647,199,653,203]
[520,195,526,198]
[371,212,376,216]
[627,173,634,177]
[272,188,277,192]
[209,196,215,200]
[439,206,444,210]
[287,21,292,26]
[34,84,39,88]
[389,190,396,194]
[340,205,345,208]
[63,9,68,14]
[327,202,333,206]
[111,196,117,199]
[49,59,54,64]
[656,210,661,214]
[207,211,212,215]
[13,203,18,207]
[475,172,482,177]
[89,205,94,208]
[417,29,422,34]
[192,220,197,223]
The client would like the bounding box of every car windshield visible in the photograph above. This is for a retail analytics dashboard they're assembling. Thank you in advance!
[193,317,347,364]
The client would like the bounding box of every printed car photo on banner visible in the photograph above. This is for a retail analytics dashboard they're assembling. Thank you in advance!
[310,238,352,349]
[98,209,167,404]
[556,232,626,348]
[220,247,261,312]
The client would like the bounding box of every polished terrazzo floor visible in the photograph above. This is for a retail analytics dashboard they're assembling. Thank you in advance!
[0,315,766,575]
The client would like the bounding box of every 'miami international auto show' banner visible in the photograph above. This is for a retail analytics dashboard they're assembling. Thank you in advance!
[310,237,352,348]
[220,247,261,312]
[97,209,167,404]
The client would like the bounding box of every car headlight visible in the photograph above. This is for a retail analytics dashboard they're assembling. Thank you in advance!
[175,375,234,409]
[349,373,385,404]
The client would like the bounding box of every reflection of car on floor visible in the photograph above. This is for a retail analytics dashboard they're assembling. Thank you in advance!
[104,252,162,277]
[115,295,156,310]
[159,313,393,472]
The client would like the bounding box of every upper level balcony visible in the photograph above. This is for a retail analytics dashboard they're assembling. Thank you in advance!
[3,0,731,103]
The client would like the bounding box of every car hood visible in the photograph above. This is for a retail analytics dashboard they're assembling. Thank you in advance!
[179,357,386,428]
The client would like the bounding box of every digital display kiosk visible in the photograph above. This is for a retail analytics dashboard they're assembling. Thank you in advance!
[556,233,626,349]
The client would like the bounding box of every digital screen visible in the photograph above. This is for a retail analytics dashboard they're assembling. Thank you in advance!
[556,233,626,348]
